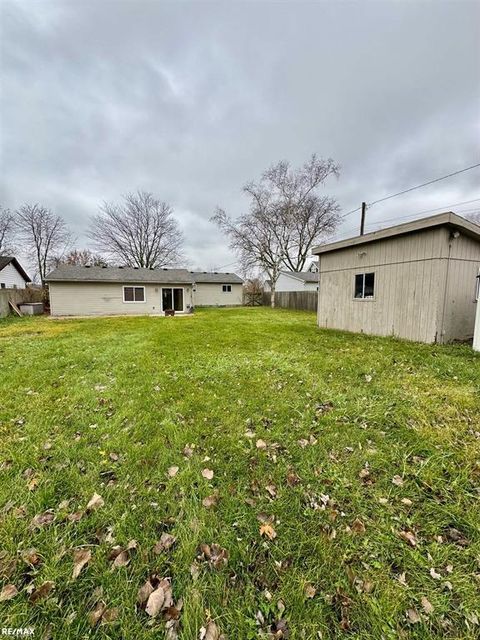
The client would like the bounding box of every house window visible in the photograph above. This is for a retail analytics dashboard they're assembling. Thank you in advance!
[354,272,375,299]
[0,283,5,289]
[123,286,145,302]
[222,284,232,292]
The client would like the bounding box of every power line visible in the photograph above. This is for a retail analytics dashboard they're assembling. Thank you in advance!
[340,163,480,220]
[363,197,480,227]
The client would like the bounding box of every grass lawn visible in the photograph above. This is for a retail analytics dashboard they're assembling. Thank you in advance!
[0,307,479,639]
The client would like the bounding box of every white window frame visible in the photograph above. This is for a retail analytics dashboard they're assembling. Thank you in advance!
[123,285,146,303]
[354,272,375,300]
[161,287,185,313]
[222,284,232,293]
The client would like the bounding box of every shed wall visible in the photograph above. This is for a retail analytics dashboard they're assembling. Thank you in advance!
[194,283,243,306]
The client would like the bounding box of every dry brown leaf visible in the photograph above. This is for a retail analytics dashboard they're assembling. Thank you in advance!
[21,548,40,566]
[358,468,370,480]
[200,620,221,640]
[89,601,106,627]
[304,583,316,599]
[183,444,194,458]
[421,596,434,615]
[137,579,155,604]
[265,485,277,499]
[30,510,55,529]
[145,587,165,617]
[27,477,40,491]
[256,439,267,450]
[167,466,179,478]
[351,518,366,534]
[0,584,18,602]
[112,550,130,568]
[67,510,84,523]
[430,567,441,580]
[259,523,277,540]
[401,498,413,506]
[198,543,228,568]
[406,608,421,624]
[30,580,55,603]
[102,607,119,623]
[201,468,214,480]
[399,530,417,547]
[286,469,300,486]
[72,548,91,580]
[86,493,104,512]
[202,494,218,509]
[392,475,404,486]
[153,533,177,554]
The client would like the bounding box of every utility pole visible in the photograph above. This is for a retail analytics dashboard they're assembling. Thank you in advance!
[360,202,366,236]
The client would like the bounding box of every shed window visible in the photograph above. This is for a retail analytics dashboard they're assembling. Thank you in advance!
[222,284,232,292]
[354,272,375,299]
[0,283,5,289]
[123,286,145,302]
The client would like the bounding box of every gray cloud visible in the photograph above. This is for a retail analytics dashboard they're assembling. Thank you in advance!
[1,0,479,271]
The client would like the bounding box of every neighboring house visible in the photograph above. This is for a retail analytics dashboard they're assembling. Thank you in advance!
[312,212,480,344]
[45,265,243,316]
[264,271,319,293]
[0,256,31,289]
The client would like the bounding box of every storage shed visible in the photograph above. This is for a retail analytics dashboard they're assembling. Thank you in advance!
[312,212,480,343]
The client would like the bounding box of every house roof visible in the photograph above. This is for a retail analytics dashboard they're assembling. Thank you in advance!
[312,212,480,255]
[190,271,243,284]
[0,256,31,282]
[45,265,193,284]
[280,270,319,283]
[45,265,243,285]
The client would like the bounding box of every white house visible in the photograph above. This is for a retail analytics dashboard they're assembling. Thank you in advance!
[45,265,243,316]
[265,269,319,293]
[0,256,31,289]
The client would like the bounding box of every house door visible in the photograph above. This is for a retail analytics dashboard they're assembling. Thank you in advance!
[162,288,184,312]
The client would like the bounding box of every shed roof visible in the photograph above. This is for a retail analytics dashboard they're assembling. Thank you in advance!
[0,256,31,282]
[45,265,193,284]
[312,212,480,255]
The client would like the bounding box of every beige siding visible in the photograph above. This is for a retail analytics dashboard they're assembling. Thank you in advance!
[317,227,448,343]
[440,234,480,342]
[49,282,194,316]
[194,283,243,306]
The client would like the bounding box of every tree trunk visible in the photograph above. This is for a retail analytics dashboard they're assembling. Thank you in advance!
[270,286,276,308]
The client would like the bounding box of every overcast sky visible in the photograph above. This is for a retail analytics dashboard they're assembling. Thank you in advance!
[1,0,479,272]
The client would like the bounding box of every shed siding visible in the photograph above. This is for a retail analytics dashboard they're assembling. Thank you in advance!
[0,263,28,289]
[440,233,480,342]
[194,283,243,306]
[317,227,447,343]
[49,282,193,316]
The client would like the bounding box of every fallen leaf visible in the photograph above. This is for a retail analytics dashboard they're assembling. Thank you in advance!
[304,583,316,599]
[183,444,194,458]
[137,579,155,605]
[86,493,104,512]
[30,510,55,529]
[0,584,18,601]
[145,579,173,617]
[430,567,441,580]
[259,523,277,540]
[201,468,214,480]
[102,607,119,623]
[89,601,106,627]
[401,498,413,506]
[351,518,366,534]
[399,530,417,547]
[30,581,55,603]
[200,620,221,640]
[358,468,370,480]
[112,550,130,568]
[265,485,277,499]
[167,466,179,478]
[198,543,228,568]
[202,494,218,509]
[153,533,177,554]
[21,548,41,566]
[67,510,84,523]
[256,439,267,450]
[286,469,300,486]
[72,548,92,579]
[421,596,434,615]
[392,475,404,486]
[406,608,421,624]
[271,618,289,638]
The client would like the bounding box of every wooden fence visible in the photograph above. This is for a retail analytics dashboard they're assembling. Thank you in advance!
[0,288,43,318]
[262,291,317,312]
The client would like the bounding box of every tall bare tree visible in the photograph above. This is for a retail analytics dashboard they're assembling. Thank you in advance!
[88,191,183,268]
[15,204,72,285]
[212,155,340,307]
[0,206,14,254]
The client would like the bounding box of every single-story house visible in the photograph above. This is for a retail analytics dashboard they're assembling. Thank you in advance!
[312,212,480,344]
[0,256,31,289]
[264,270,319,293]
[45,265,243,316]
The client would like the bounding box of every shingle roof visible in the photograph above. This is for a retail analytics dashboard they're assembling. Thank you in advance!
[45,265,193,284]
[0,256,31,282]
[191,271,243,284]
[280,271,318,283]
[312,212,480,255]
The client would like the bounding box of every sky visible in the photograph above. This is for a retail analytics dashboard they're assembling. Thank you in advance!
[1,0,479,273]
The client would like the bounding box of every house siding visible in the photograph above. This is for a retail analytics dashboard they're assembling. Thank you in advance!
[265,273,319,292]
[0,263,28,289]
[49,282,194,316]
[194,283,243,306]
[317,227,449,343]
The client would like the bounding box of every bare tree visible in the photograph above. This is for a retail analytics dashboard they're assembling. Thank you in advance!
[0,206,14,254]
[15,204,72,285]
[88,191,183,268]
[212,155,340,307]
[50,248,108,268]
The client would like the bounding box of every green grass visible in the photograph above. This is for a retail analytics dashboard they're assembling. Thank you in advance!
[0,307,479,639]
